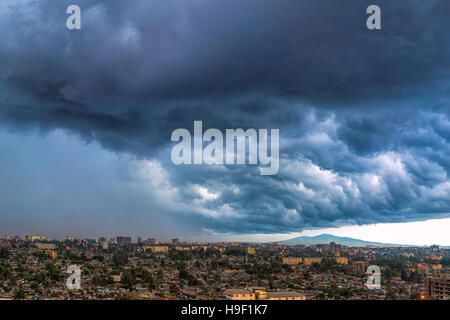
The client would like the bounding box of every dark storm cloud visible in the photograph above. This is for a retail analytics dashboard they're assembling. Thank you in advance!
[162,108,450,234]
[2,0,450,105]
[1,0,450,235]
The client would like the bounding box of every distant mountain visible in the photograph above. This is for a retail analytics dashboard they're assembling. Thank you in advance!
[278,233,415,247]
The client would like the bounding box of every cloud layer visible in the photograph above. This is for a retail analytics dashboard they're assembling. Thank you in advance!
[1,0,450,236]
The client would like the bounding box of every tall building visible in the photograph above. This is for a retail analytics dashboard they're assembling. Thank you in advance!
[426,273,450,300]
[329,242,342,255]
[116,236,132,245]
[143,238,158,245]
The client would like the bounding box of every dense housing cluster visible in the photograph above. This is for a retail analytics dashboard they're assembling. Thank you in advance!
[0,236,449,300]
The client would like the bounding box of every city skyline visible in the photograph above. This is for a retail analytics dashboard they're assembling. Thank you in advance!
[1,1,450,244]
[4,216,450,247]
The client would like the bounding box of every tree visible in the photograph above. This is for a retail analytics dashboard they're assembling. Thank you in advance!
[327,284,340,299]
[0,264,11,281]
[316,292,326,300]
[408,271,419,283]
[13,287,26,300]
[303,271,311,281]
[0,247,10,259]
[157,268,164,281]
[45,263,62,282]
[30,282,42,295]
[120,269,136,290]
[401,269,408,281]
[139,269,156,289]
[113,251,128,267]
[170,283,180,295]
[92,274,113,286]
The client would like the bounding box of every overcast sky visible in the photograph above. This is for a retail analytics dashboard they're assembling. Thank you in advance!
[1,1,450,244]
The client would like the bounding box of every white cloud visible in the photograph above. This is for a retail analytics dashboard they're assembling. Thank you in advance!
[195,185,219,200]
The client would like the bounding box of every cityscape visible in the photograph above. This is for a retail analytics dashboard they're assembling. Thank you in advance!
[1,0,450,311]
[0,234,449,300]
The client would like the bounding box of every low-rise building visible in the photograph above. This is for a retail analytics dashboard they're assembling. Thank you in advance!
[36,243,56,250]
[304,257,323,266]
[225,289,255,300]
[335,257,348,265]
[226,288,306,300]
[143,245,169,253]
[282,257,303,266]
[265,291,306,300]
